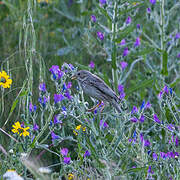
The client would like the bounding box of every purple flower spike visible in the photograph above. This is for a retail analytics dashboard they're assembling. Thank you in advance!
[175,137,179,147]
[89,61,95,69]
[136,24,140,29]
[126,16,131,24]
[120,61,128,70]
[163,85,169,94]
[97,31,104,40]
[147,7,151,13]
[99,0,106,5]
[153,114,161,123]
[39,83,46,92]
[131,106,138,114]
[177,53,180,58]
[49,65,63,80]
[134,37,141,47]
[149,0,156,5]
[54,94,64,103]
[61,148,68,156]
[63,157,71,164]
[148,166,154,174]
[51,132,60,141]
[152,152,158,160]
[91,15,96,22]
[139,115,145,123]
[65,90,72,100]
[67,82,72,89]
[100,120,108,128]
[54,115,62,124]
[29,103,37,113]
[123,47,129,57]
[119,39,126,46]
[84,150,91,157]
[175,32,180,39]
[33,123,39,131]
[158,90,163,99]
[131,117,138,123]
[118,84,124,92]
[145,101,151,109]
[144,140,150,147]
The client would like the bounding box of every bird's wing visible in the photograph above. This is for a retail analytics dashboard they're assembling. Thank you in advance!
[88,74,119,100]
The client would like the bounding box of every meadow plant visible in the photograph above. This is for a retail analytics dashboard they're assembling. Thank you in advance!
[0,0,179,179]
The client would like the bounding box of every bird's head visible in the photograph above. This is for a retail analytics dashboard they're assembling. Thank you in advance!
[71,70,90,82]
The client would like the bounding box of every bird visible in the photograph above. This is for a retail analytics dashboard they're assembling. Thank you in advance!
[71,70,121,113]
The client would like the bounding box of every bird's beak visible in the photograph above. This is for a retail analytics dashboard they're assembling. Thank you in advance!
[71,75,77,80]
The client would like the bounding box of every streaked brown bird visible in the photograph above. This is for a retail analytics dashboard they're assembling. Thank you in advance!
[71,70,121,113]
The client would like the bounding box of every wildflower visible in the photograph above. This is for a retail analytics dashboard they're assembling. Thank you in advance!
[76,125,82,130]
[65,90,72,100]
[99,0,106,5]
[89,61,95,69]
[175,32,180,39]
[120,61,128,70]
[144,140,151,147]
[123,47,129,56]
[131,106,138,114]
[163,85,169,94]
[39,83,46,92]
[100,120,108,128]
[51,131,60,141]
[160,152,167,159]
[134,37,141,47]
[0,70,12,88]
[177,53,180,58]
[61,148,68,156]
[64,157,71,164]
[119,39,126,46]
[12,121,30,137]
[145,101,151,109]
[167,124,175,131]
[140,100,145,109]
[97,31,104,40]
[158,90,163,99]
[140,133,144,142]
[38,96,49,107]
[148,166,154,174]
[149,0,156,5]
[33,123,39,131]
[139,115,145,123]
[54,94,64,103]
[147,7,151,13]
[91,15,96,22]
[68,64,74,70]
[73,125,86,135]
[84,150,91,157]
[136,24,140,29]
[68,173,74,180]
[175,137,179,147]
[153,114,161,123]
[49,65,64,80]
[29,103,37,113]
[118,84,124,92]
[67,82,72,89]
[54,114,62,124]
[152,152,158,160]
[131,117,138,123]
[126,16,131,24]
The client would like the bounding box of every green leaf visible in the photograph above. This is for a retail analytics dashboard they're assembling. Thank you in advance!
[161,51,168,76]
[170,78,180,88]
[126,77,155,97]
[97,6,112,22]
[10,99,19,113]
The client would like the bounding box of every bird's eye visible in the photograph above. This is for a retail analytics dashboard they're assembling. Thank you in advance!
[77,72,80,76]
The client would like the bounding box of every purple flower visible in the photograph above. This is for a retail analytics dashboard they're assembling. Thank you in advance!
[54,94,64,103]
[175,137,179,147]
[89,61,95,69]
[148,166,154,174]
[29,103,37,113]
[139,115,145,123]
[38,96,49,107]
[153,114,161,123]
[175,152,179,157]
[131,106,138,114]
[63,157,71,164]
[67,82,72,89]
[152,152,158,160]
[131,117,138,123]
[134,37,141,47]
[61,148,68,156]
[126,16,131,24]
[167,124,175,131]
[175,32,180,39]
[160,152,167,159]
[177,53,180,58]
[54,115,62,124]
[163,85,169,94]
[64,90,72,100]
[39,83,46,92]
[51,132,60,141]
[118,84,124,92]
[119,92,125,99]
[49,65,64,80]
[99,0,106,5]
[119,39,126,46]
[149,0,156,5]
[84,150,91,157]
[91,15,96,22]
[144,140,150,147]
[136,24,140,29]
[158,90,163,99]
[97,31,104,40]
[140,100,145,109]
[140,133,144,142]
[33,123,39,131]
[147,7,151,13]
[123,47,129,56]
[120,61,128,70]
[145,101,151,109]
[69,64,74,70]
[100,120,108,128]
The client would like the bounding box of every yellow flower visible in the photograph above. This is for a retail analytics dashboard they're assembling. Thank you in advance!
[76,125,82,130]
[68,173,74,180]
[0,70,12,88]
[12,121,30,137]
[37,0,50,3]
[73,125,86,135]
